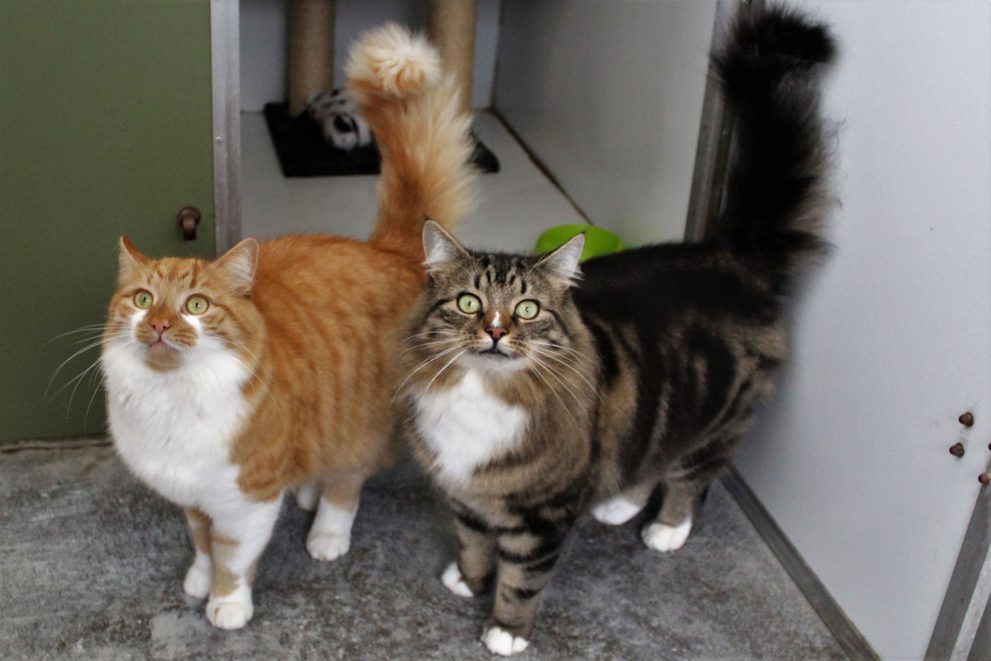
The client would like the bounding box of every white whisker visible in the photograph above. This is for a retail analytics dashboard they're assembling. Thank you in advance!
[527,358,579,426]
[46,340,107,399]
[529,353,586,409]
[392,343,466,403]
[529,346,600,396]
[419,349,468,400]
[401,338,457,354]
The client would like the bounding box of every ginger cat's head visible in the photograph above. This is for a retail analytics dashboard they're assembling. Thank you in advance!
[104,237,262,372]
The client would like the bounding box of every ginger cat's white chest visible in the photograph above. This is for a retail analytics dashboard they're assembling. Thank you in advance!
[413,370,528,487]
[102,341,251,508]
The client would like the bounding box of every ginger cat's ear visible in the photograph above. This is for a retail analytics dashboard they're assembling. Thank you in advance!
[211,238,259,296]
[423,220,468,271]
[535,233,585,287]
[118,236,148,285]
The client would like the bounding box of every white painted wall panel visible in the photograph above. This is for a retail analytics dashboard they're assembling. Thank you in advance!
[494,0,718,244]
[240,0,500,112]
[736,2,991,657]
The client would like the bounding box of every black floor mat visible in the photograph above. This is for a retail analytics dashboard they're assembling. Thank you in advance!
[263,102,499,178]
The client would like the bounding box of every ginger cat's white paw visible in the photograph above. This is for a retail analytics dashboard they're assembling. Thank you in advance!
[482,626,529,656]
[441,561,474,598]
[307,531,351,561]
[206,597,253,630]
[183,563,211,600]
[591,495,644,525]
[642,518,693,552]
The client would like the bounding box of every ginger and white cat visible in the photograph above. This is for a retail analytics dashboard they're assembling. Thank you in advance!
[101,24,475,630]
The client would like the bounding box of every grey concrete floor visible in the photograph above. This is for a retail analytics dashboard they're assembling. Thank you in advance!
[0,442,845,660]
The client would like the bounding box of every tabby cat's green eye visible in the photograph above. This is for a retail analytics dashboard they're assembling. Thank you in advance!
[133,290,153,309]
[185,295,210,315]
[515,299,540,320]
[457,293,482,315]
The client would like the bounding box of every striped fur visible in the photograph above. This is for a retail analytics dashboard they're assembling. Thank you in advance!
[400,7,836,654]
[101,24,475,630]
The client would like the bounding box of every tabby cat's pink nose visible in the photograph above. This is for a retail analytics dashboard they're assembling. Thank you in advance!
[486,326,507,341]
[149,319,171,334]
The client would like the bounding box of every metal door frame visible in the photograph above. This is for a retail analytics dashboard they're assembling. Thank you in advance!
[211,0,241,256]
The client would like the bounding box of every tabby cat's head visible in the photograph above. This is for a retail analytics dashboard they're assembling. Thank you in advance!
[410,222,585,376]
[103,237,261,372]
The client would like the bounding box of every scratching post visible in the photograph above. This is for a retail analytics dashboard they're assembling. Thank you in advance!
[429,0,477,115]
[265,0,498,176]
[287,0,335,117]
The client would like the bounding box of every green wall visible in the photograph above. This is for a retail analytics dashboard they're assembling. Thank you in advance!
[0,0,216,442]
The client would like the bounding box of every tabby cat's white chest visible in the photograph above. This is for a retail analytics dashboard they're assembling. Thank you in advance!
[102,339,252,508]
[413,370,529,487]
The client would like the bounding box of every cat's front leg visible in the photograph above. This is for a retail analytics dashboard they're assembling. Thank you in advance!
[204,492,283,630]
[182,508,213,599]
[442,508,496,597]
[483,525,572,656]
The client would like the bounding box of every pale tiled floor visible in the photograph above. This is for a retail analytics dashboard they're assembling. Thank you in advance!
[240,111,582,254]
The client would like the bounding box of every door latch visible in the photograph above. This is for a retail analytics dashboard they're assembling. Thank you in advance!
[177,206,201,241]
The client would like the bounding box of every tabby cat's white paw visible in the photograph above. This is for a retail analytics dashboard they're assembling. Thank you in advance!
[482,625,529,656]
[206,597,253,630]
[295,482,320,512]
[642,518,693,552]
[591,496,643,525]
[307,532,351,561]
[441,561,474,598]
[183,563,211,600]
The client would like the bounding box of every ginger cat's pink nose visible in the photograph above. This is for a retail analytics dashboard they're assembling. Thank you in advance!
[149,319,171,334]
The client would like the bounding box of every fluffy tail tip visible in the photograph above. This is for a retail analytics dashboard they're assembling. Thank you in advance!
[345,23,440,99]
[727,6,836,69]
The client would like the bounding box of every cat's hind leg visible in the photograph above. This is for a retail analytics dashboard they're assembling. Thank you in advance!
[590,479,657,526]
[641,483,696,553]
[306,472,365,562]
[642,438,737,553]
[205,492,283,629]
[294,481,320,512]
[182,508,213,599]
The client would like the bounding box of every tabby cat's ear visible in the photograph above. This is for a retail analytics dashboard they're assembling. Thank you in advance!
[423,220,468,270]
[535,233,585,287]
[211,238,259,296]
[118,236,148,285]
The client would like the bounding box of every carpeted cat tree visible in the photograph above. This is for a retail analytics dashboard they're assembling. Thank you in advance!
[265,0,498,177]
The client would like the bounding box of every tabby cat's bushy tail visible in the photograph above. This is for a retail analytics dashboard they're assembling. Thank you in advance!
[714,6,836,281]
[346,24,476,260]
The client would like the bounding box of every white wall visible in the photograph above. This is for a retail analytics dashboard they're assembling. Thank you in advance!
[240,0,501,112]
[735,2,991,658]
[493,0,718,245]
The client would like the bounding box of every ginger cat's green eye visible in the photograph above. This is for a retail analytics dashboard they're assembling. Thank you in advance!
[515,299,540,320]
[457,293,482,314]
[185,295,210,315]
[133,290,153,309]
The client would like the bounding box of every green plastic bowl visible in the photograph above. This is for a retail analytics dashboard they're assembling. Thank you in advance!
[535,224,625,262]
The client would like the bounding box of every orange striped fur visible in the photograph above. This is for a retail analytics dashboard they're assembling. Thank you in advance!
[101,24,475,630]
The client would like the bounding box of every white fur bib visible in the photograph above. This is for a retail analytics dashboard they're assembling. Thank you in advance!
[101,321,252,509]
[413,370,528,487]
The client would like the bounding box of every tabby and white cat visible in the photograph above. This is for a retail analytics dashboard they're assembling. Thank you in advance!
[399,7,836,655]
[101,25,475,630]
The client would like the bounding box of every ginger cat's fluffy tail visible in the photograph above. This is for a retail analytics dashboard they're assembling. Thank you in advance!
[346,24,476,261]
